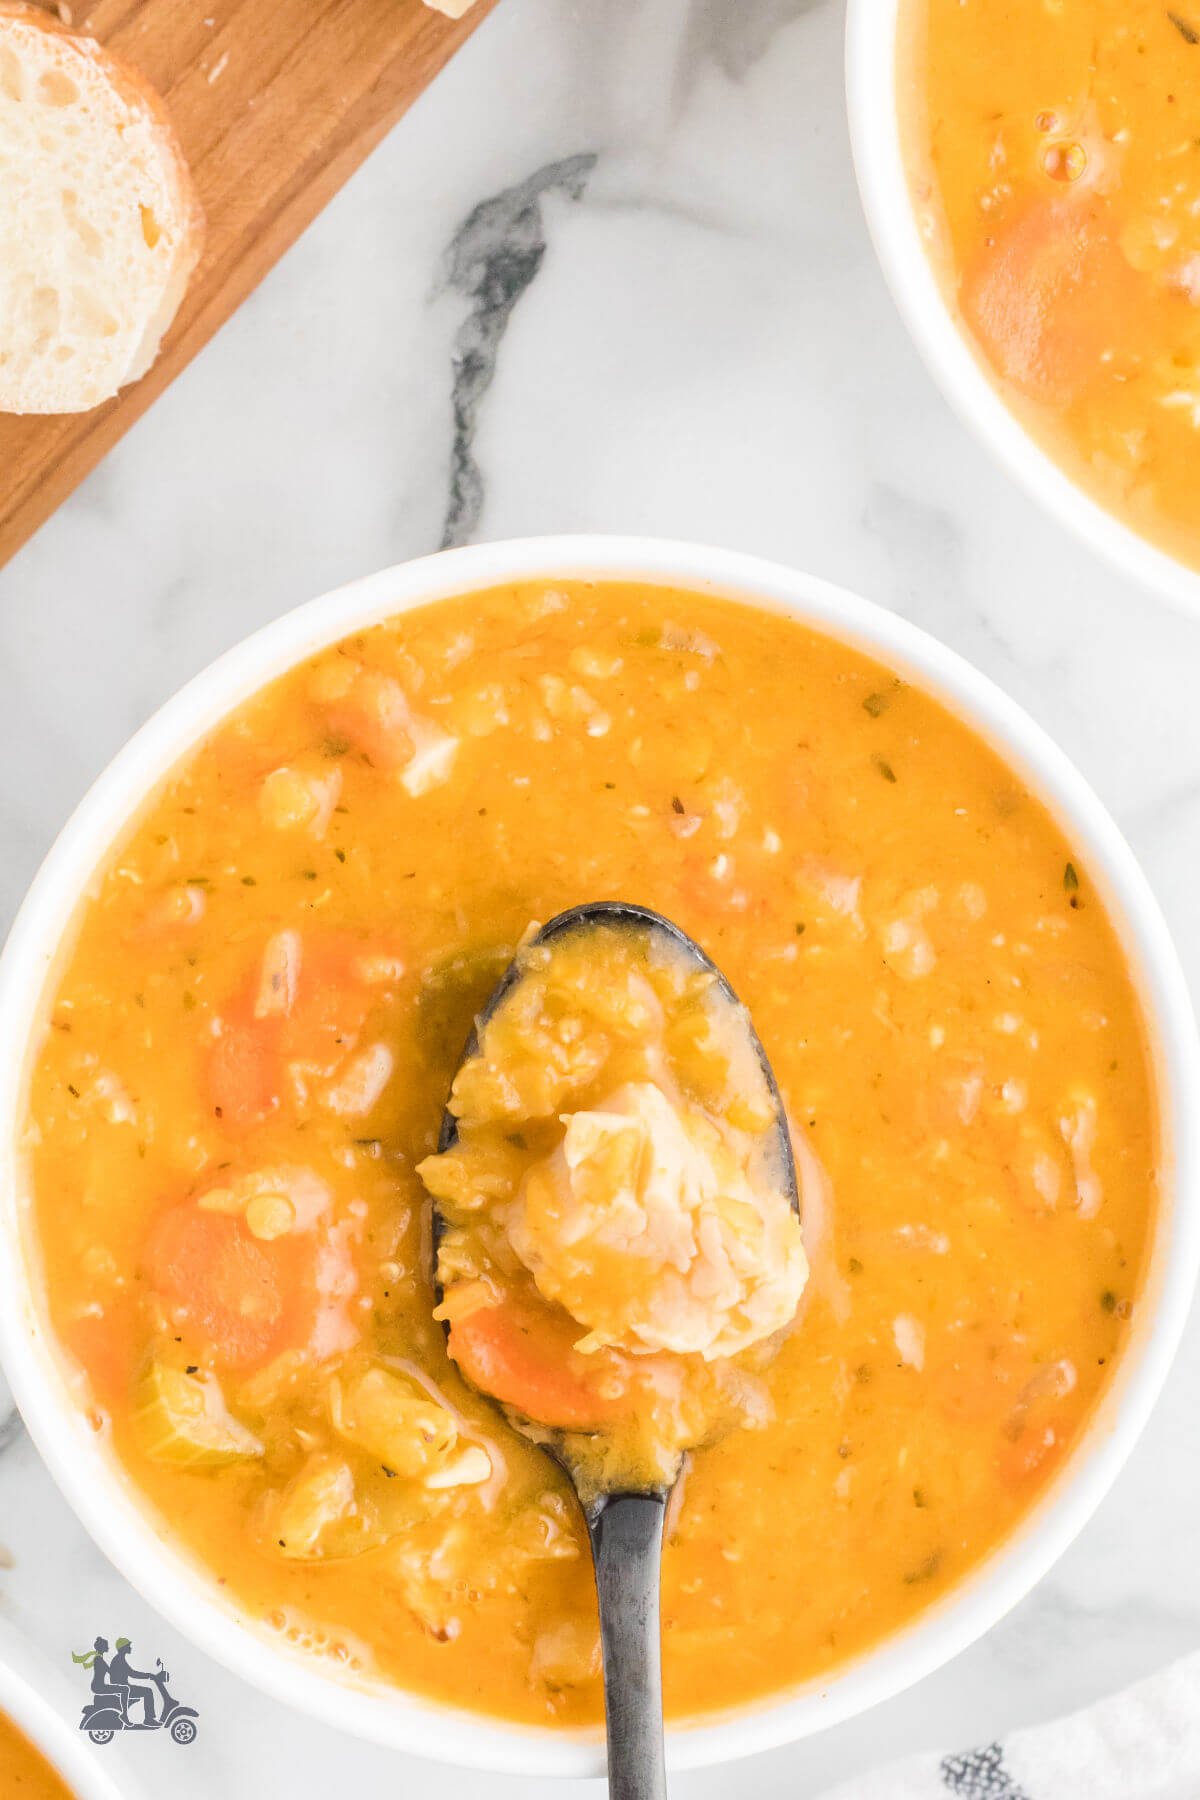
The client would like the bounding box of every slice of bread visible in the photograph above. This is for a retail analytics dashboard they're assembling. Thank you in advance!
[0,2,202,414]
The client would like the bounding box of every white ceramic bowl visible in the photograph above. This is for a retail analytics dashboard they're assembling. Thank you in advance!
[0,537,1195,1776]
[845,0,1200,617]
[0,1618,142,1799]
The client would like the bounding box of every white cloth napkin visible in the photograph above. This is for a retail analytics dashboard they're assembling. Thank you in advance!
[819,1653,1200,1800]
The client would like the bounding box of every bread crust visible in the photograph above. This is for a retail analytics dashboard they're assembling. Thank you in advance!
[0,0,203,411]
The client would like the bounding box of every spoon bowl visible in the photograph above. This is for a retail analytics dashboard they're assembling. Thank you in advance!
[428,901,802,1799]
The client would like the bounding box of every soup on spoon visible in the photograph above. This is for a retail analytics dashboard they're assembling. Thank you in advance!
[419,902,807,1794]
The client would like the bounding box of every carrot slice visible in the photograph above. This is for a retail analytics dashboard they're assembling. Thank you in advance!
[206,932,382,1129]
[448,1295,629,1431]
[62,1307,136,1410]
[322,670,415,773]
[207,1017,281,1127]
[960,192,1146,406]
[142,1203,317,1372]
[278,938,373,1066]
[996,1416,1068,1491]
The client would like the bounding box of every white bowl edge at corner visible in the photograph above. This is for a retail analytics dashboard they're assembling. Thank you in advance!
[844,0,1200,620]
[0,534,1196,1778]
[0,1617,144,1800]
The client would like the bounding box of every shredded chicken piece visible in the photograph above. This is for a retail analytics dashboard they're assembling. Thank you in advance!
[508,1081,807,1360]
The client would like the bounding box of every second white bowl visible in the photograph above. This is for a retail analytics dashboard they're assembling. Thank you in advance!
[845,0,1200,618]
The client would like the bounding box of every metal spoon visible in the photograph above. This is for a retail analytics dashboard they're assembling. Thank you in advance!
[430,902,800,1800]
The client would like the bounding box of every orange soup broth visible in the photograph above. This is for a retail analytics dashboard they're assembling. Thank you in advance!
[0,1713,74,1799]
[26,581,1157,1727]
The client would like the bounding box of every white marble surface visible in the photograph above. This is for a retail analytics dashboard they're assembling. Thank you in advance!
[1,0,1200,1794]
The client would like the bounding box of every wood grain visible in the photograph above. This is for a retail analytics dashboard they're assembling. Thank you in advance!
[0,0,499,569]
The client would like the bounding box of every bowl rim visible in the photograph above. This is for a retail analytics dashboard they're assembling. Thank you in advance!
[0,1617,144,1799]
[0,534,1196,1777]
[843,0,1200,619]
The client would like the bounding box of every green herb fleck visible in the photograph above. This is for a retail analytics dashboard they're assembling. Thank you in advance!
[873,755,898,783]
[1100,1288,1118,1313]
[334,848,346,864]
[863,690,891,718]
[1064,861,1080,893]
[795,921,806,936]
[322,735,350,758]
[1170,9,1200,41]
[848,1256,864,1275]
[241,876,257,887]
[903,1550,943,1585]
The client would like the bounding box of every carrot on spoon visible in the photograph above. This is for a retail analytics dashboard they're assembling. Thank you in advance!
[447,1293,630,1432]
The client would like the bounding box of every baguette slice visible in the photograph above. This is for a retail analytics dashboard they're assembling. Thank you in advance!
[0,2,202,414]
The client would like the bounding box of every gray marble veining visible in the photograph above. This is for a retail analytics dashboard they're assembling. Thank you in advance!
[442,152,596,548]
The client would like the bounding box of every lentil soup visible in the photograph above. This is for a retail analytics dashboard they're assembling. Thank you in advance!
[25,580,1156,1728]
[0,1711,74,1799]
[901,0,1200,570]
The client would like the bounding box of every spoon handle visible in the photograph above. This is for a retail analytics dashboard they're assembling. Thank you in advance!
[588,1491,669,1800]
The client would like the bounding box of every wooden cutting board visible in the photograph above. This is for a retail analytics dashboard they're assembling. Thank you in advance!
[0,0,499,570]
